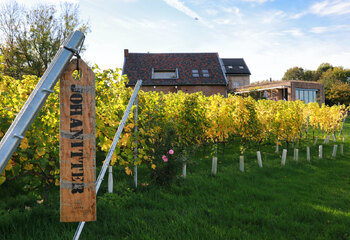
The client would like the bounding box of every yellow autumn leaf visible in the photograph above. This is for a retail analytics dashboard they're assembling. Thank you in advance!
[55,179,60,186]
[24,163,34,171]
[125,166,132,175]
[54,169,60,175]
[19,156,26,162]
[19,138,29,149]
[151,164,156,170]
[0,176,6,185]
[5,160,14,171]
[36,148,45,157]
[111,153,117,165]
[0,130,3,138]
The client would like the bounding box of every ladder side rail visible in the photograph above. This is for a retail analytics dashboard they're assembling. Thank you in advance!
[0,31,85,174]
[73,79,142,240]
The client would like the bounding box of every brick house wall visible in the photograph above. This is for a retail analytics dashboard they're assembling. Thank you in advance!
[227,75,250,90]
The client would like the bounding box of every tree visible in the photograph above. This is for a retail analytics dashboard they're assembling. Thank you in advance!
[0,1,90,78]
[319,67,350,89]
[317,62,333,74]
[325,81,350,106]
[282,67,304,80]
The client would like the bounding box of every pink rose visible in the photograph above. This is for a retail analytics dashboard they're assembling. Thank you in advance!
[162,155,168,162]
[169,149,174,155]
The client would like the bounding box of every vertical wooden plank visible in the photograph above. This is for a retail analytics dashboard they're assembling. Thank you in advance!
[60,59,96,222]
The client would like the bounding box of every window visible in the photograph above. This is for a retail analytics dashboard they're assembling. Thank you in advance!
[295,88,318,104]
[233,81,240,88]
[228,66,233,69]
[239,66,244,69]
[202,69,210,77]
[192,69,199,77]
[152,68,178,79]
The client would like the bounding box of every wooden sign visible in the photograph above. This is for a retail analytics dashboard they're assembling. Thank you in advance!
[60,59,96,222]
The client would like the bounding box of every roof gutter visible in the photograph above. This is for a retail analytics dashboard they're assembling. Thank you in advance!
[235,85,289,93]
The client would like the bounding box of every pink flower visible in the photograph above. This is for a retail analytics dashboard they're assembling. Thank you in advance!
[169,149,174,155]
[162,155,168,162]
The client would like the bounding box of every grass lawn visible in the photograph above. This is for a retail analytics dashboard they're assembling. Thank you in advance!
[1,118,350,240]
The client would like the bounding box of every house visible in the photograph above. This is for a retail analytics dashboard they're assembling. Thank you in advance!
[221,58,251,90]
[122,49,229,96]
[235,80,325,104]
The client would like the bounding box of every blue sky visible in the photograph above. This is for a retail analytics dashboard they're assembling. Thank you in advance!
[6,0,350,82]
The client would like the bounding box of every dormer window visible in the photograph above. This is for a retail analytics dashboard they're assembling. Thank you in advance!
[228,66,233,69]
[202,69,210,77]
[192,70,199,77]
[239,66,244,69]
[152,68,178,79]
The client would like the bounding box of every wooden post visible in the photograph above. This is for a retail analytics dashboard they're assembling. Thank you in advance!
[281,149,287,166]
[239,156,244,172]
[108,166,113,193]
[182,161,187,178]
[313,137,318,146]
[319,145,323,159]
[211,157,217,176]
[257,151,262,168]
[294,149,299,162]
[332,145,338,158]
[60,59,96,222]
[306,147,310,162]
[275,141,279,153]
[340,144,344,156]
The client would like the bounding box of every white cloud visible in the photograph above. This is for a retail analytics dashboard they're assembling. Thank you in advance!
[242,0,273,4]
[12,0,78,6]
[262,10,286,24]
[283,28,303,37]
[205,9,218,16]
[112,17,175,30]
[290,11,307,19]
[309,26,329,34]
[213,18,231,25]
[310,25,350,34]
[162,0,213,28]
[163,0,201,20]
[310,0,350,16]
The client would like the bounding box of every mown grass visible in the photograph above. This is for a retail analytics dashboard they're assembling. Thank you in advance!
[1,118,350,240]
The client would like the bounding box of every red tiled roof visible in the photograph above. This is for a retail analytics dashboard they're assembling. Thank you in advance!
[123,52,227,86]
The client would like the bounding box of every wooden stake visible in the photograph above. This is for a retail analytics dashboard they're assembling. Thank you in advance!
[313,137,318,146]
[294,149,299,162]
[281,149,287,166]
[257,151,262,168]
[306,147,310,162]
[108,166,113,193]
[319,145,323,159]
[340,144,344,155]
[211,157,217,176]
[239,156,244,172]
[182,162,187,179]
[332,145,338,158]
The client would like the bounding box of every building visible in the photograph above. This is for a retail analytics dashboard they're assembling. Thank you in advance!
[122,49,228,96]
[221,58,251,90]
[235,80,325,104]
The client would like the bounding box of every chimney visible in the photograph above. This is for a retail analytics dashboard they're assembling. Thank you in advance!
[124,49,129,57]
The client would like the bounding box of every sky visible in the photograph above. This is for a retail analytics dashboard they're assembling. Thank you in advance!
[4,0,350,82]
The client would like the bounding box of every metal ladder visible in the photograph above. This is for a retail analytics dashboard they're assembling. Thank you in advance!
[0,31,85,174]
